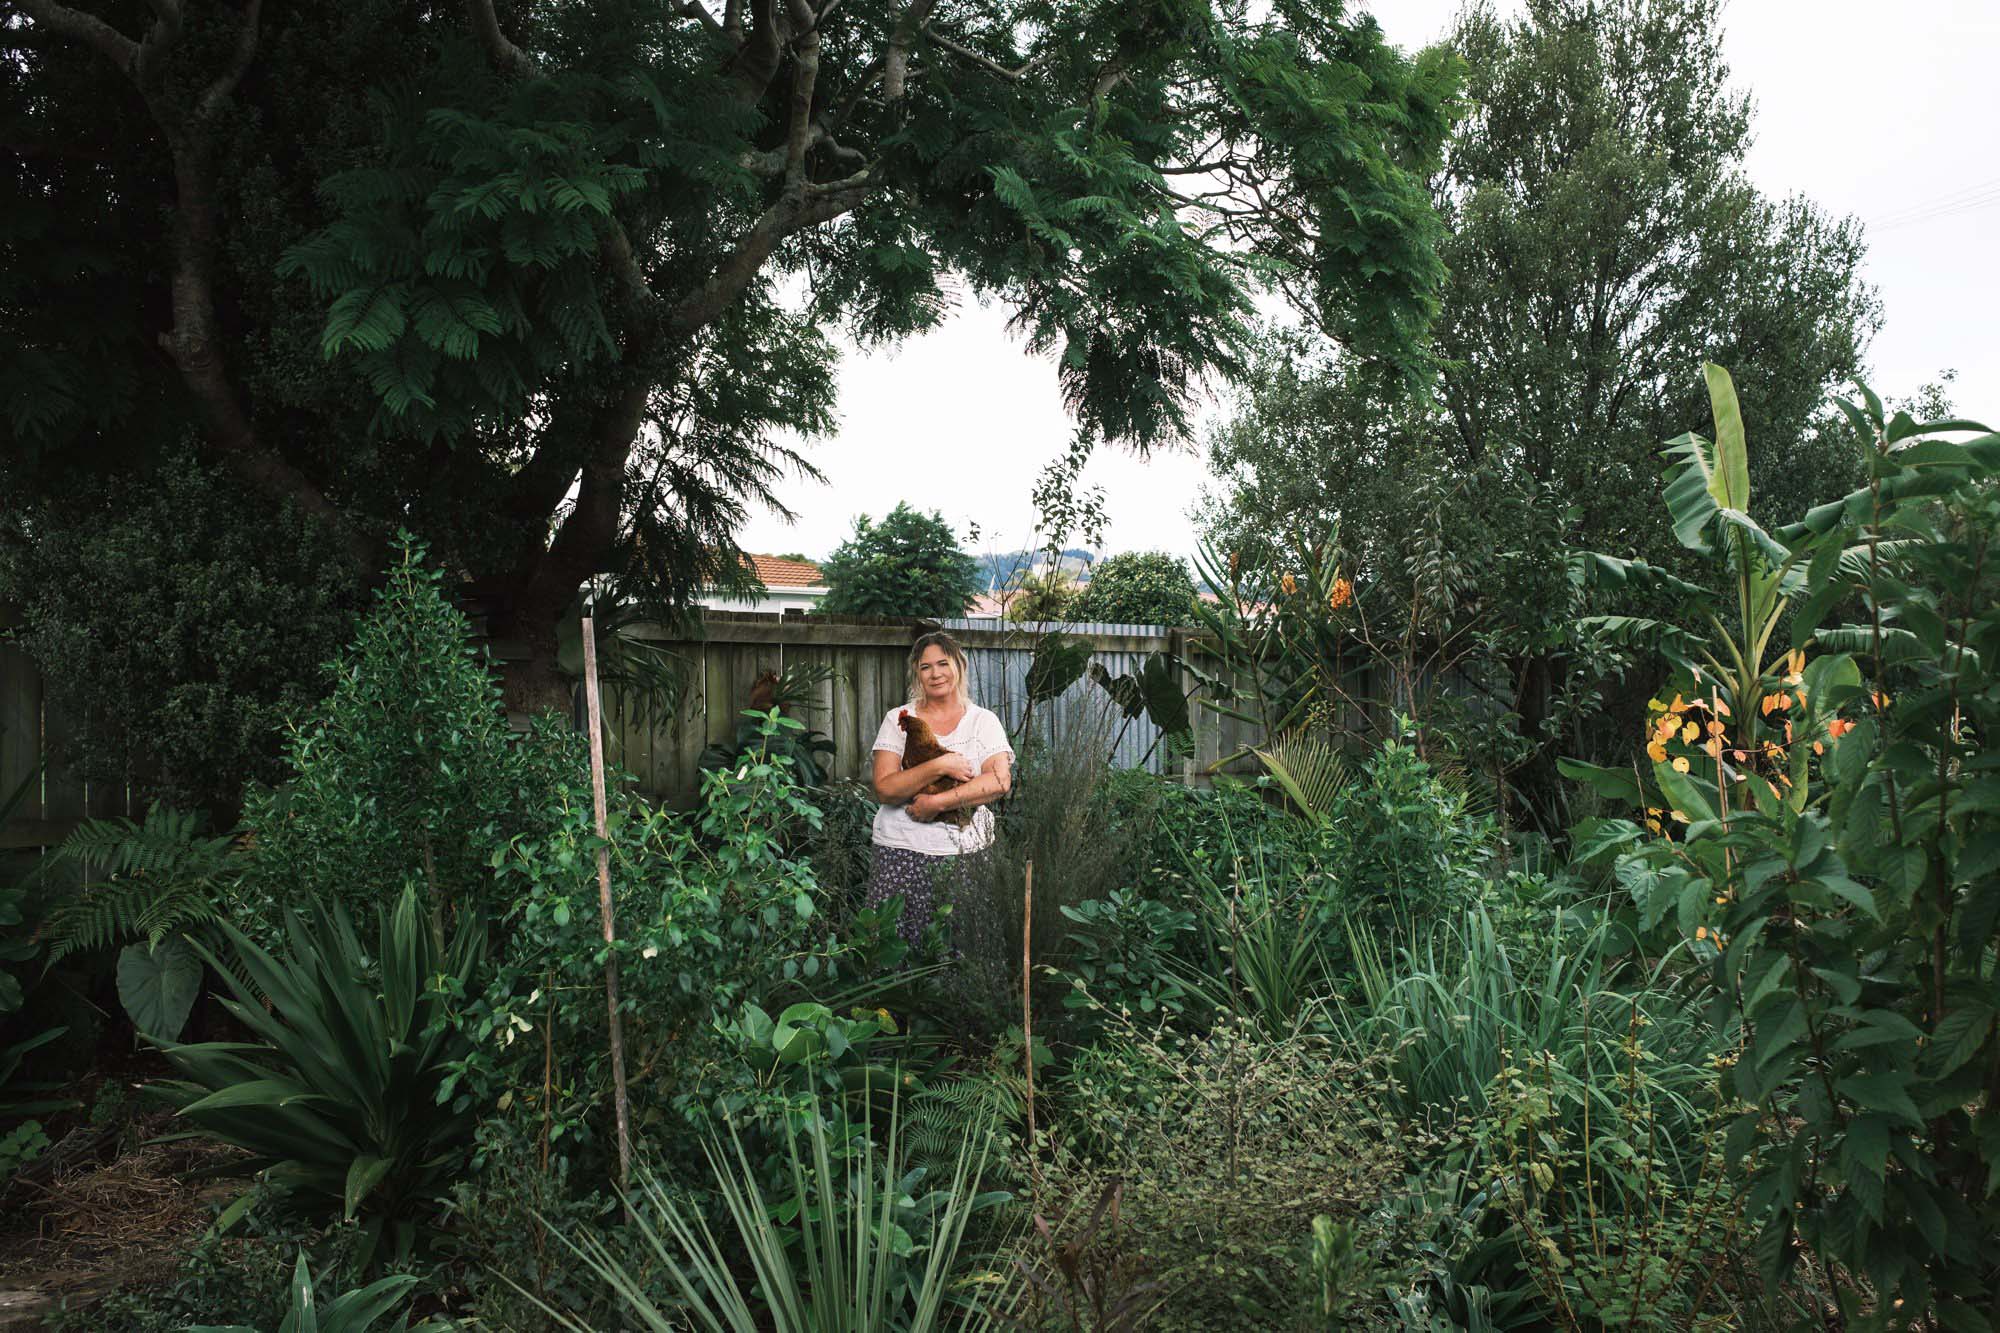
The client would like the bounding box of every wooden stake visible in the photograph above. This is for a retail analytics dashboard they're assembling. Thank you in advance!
[581,613,633,1197]
[1022,858,1039,1200]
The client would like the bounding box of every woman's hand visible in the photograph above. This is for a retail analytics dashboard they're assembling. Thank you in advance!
[908,792,945,822]
[927,752,977,782]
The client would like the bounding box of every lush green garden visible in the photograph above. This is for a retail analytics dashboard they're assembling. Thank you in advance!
[2,365,1994,1330]
[3,0,1995,1326]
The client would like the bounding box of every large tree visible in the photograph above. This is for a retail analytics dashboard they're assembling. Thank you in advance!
[1201,0,1879,820]
[2,0,1459,734]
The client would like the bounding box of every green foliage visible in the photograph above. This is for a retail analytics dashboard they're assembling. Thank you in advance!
[453,708,826,1183]
[1058,890,1196,1024]
[0,454,365,814]
[1046,1014,1453,1328]
[945,722,1140,1039]
[820,505,982,620]
[538,1095,1009,1331]
[1585,370,2000,1318]
[1201,0,1879,818]
[116,937,205,1042]
[1482,1039,1750,1331]
[699,698,838,792]
[1317,735,1493,931]
[191,1253,438,1333]
[1003,570,1081,624]
[1070,553,1199,627]
[237,537,524,921]
[37,807,235,963]
[155,886,483,1270]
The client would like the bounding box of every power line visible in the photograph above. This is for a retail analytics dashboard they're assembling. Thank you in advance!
[1866,176,2000,232]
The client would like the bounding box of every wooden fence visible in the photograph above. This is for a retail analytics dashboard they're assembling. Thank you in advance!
[589,612,1271,803]
[0,641,140,854]
[1,606,1416,836]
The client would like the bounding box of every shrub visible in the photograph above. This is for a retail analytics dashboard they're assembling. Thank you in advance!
[236,537,525,924]
[820,503,982,619]
[156,886,482,1269]
[1041,1013,1454,1327]
[0,451,364,815]
[1569,368,2000,1317]
[1318,735,1492,933]
[541,1094,1011,1331]
[1482,1037,1752,1331]
[944,718,1140,1041]
[1069,551,1199,627]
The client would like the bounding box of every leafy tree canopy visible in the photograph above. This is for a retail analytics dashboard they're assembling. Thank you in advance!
[820,503,981,618]
[1071,550,1198,626]
[1,0,1461,739]
[1199,0,1881,820]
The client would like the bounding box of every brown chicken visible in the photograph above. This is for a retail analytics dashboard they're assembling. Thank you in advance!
[897,710,974,828]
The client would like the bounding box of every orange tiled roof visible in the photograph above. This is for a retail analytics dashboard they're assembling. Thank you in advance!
[744,553,825,588]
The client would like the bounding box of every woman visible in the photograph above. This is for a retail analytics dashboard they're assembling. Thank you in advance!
[866,630,1013,948]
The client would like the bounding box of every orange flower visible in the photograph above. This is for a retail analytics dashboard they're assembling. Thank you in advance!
[1760,693,1778,716]
[1782,649,1806,686]
[1280,573,1297,596]
[1669,809,1689,823]
[1711,697,1732,718]
[1871,690,1892,711]
[1812,740,1825,755]
[1646,740,1669,763]
[1672,756,1691,773]
[1668,694,1690,715]
[1695,926,1709,941]
[1327,577,1353,611]
[1681,722,1699,744]
[1827,717,1855,739]
[1703,738,1723,758]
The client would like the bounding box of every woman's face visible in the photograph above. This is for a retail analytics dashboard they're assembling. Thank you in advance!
[917,645,958,701]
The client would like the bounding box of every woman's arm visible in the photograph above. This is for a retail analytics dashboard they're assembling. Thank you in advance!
[908,753,1012,821]
[871,749,977,804]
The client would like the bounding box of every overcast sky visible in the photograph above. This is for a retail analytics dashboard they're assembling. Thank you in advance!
[737,0,2000,567]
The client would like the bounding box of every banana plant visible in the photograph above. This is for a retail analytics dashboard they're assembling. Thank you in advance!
[1565,364,1862,818]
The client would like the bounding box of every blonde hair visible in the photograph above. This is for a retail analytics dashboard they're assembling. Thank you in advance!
[906,630,973,708]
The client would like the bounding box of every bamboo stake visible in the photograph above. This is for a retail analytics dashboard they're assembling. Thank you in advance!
[1022,858,1039,1200]
[581,612,633,1197]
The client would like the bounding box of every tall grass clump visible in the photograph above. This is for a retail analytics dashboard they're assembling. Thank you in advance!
[1335,909,1719,1149]
[945,699,1139,1039]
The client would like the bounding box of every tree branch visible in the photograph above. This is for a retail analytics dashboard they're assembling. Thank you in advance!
[194,0,260,121]
[882,0,937,100]
[466,0,536,77]
[727,0,784,102]
[11,0,138,74]
[920,25,1047,82]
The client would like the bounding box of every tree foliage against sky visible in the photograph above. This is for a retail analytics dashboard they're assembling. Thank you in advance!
[819,502,980,619]
[1199,0,1880,817]
[1,0,1460,729]
[1070,550,1199,626]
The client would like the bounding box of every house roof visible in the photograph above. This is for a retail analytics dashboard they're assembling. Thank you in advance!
[744,553,825,588]
[964,591,1009,618]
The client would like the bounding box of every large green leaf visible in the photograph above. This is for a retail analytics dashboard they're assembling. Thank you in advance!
[117,936,203,1040]
[1704,362,1752,513]
[1025,632,1092,703]
[1656,364,1753,555]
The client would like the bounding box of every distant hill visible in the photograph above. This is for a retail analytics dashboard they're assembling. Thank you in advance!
[974,547,1096,589]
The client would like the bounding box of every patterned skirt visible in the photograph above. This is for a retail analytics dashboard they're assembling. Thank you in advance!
[864,844,980,949]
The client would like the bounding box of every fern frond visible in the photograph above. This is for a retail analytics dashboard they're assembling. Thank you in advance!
[39,808,236,963]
